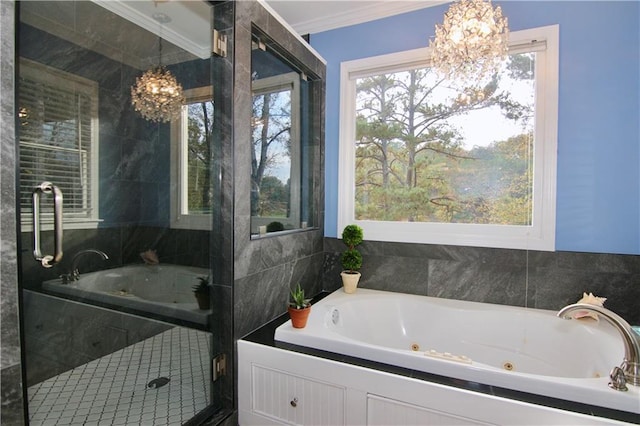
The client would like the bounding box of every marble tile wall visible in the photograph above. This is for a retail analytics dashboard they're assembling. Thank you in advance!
[323,238,640,325]
[232,1,326,340]
[0,1,25,424]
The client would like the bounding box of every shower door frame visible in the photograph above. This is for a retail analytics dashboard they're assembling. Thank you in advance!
[14,1,233,424]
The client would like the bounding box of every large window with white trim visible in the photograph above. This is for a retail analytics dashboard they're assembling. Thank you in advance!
[18,58,100,230]
[338,25,558,250]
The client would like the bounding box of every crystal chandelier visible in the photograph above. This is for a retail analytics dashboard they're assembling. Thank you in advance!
[430,0,509,82]
[131,22,184,123]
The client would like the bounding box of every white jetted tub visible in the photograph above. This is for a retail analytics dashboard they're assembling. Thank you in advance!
[275,288,640,414]
[42,264,210,325]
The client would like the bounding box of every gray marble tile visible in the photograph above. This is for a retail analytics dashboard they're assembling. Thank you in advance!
[324,237,344,253]
[428,260,527,307]
[1,364,25,426]
[234,263,292,338]
[359,255,429,296]
[0,0,21,383]
[554,251,640,274]
[290,253,324,297]
[529,267,640,324]
[231,0,326,342]
[259,231,318,270]
[322,252,343,293]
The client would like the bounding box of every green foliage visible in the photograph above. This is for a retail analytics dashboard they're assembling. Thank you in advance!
[193,276,210,294]
[266,221,285,232]
[250,90,293,218]
[353,52,535,226]
[186,101,214,214]
[341,249,363,272]
[341,224,363,248]
[257,176,289,217]
[289,283,311,309]
[341,225,364,272]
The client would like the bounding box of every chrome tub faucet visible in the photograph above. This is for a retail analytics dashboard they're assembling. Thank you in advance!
[61,249,109,284]
[557,303,640,391]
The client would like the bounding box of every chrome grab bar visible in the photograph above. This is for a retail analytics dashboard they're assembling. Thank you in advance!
[32,181,63,268]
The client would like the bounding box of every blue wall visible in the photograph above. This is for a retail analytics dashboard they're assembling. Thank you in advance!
[311,1,640,255]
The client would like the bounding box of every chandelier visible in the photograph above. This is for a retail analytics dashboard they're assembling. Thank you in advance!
[131,16,184,123]
[430,0,509,82]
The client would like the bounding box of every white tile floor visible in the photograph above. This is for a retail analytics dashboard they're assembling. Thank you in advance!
[28,327,212,425]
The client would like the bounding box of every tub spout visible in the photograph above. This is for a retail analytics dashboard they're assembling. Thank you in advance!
[61,249,109,283]
[557,303,640,389]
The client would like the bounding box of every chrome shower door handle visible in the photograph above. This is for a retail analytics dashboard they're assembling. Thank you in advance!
[32,181,63,268]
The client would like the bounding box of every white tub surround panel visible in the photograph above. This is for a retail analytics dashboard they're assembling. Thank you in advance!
[239,340,630,425]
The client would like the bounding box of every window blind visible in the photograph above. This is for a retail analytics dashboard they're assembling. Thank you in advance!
[18,59,98,223]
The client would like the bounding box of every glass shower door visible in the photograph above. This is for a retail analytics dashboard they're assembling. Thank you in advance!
[17,1,224,424]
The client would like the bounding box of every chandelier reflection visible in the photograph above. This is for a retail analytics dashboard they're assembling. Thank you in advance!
[131,37,184,123]
[430,0,509,82]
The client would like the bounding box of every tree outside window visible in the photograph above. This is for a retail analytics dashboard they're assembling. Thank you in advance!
[354,52,535,226]
[339,25,558,251]
[186,100,213,215]
[171,86,214,230]
[251,87,292,218]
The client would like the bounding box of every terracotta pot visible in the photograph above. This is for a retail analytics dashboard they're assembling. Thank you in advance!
[341,271,361,294]
[195,293,210,310]
[288,306,311,328]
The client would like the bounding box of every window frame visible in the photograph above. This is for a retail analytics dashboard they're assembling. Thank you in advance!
[170,85,214,230]
[338,25,559,251]
[250,71,301,234]
[19,58,101,232]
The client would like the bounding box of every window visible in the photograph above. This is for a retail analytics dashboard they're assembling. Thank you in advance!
[170,86,214,230]
[338,25,558,251]
[18,58,100,230]
[250,72,301,234]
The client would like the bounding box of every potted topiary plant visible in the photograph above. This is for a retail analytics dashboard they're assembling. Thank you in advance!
[266,221,285,232]
[287,283,311,328]
[340,224,363,294]
[193,276,211,310]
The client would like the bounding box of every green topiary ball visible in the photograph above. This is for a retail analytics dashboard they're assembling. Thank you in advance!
[341,248,363,272]
[342,224,363,248]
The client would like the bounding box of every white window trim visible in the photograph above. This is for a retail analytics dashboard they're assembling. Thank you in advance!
[19,58,101,232]
[338,25,559,251]
[170,86,213,230]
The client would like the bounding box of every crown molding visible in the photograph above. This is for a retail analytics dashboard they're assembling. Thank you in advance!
[92,0,211,60]
[288,1,449,35]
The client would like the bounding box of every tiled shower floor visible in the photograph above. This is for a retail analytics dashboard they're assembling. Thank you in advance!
[27,327,211,425]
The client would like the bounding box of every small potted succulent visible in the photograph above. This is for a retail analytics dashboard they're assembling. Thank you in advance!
[193,276,211,310]
[340,224,363,294]
[287,283,311,328]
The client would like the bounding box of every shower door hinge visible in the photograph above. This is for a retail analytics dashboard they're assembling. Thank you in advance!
[212,29,228,58]
[212,353,227,381]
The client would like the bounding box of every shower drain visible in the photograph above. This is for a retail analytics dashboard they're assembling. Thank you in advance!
[147,377,170,389]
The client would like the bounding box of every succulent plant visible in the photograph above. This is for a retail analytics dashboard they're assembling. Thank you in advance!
[193,276,210,294]
[289,283,311,309]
